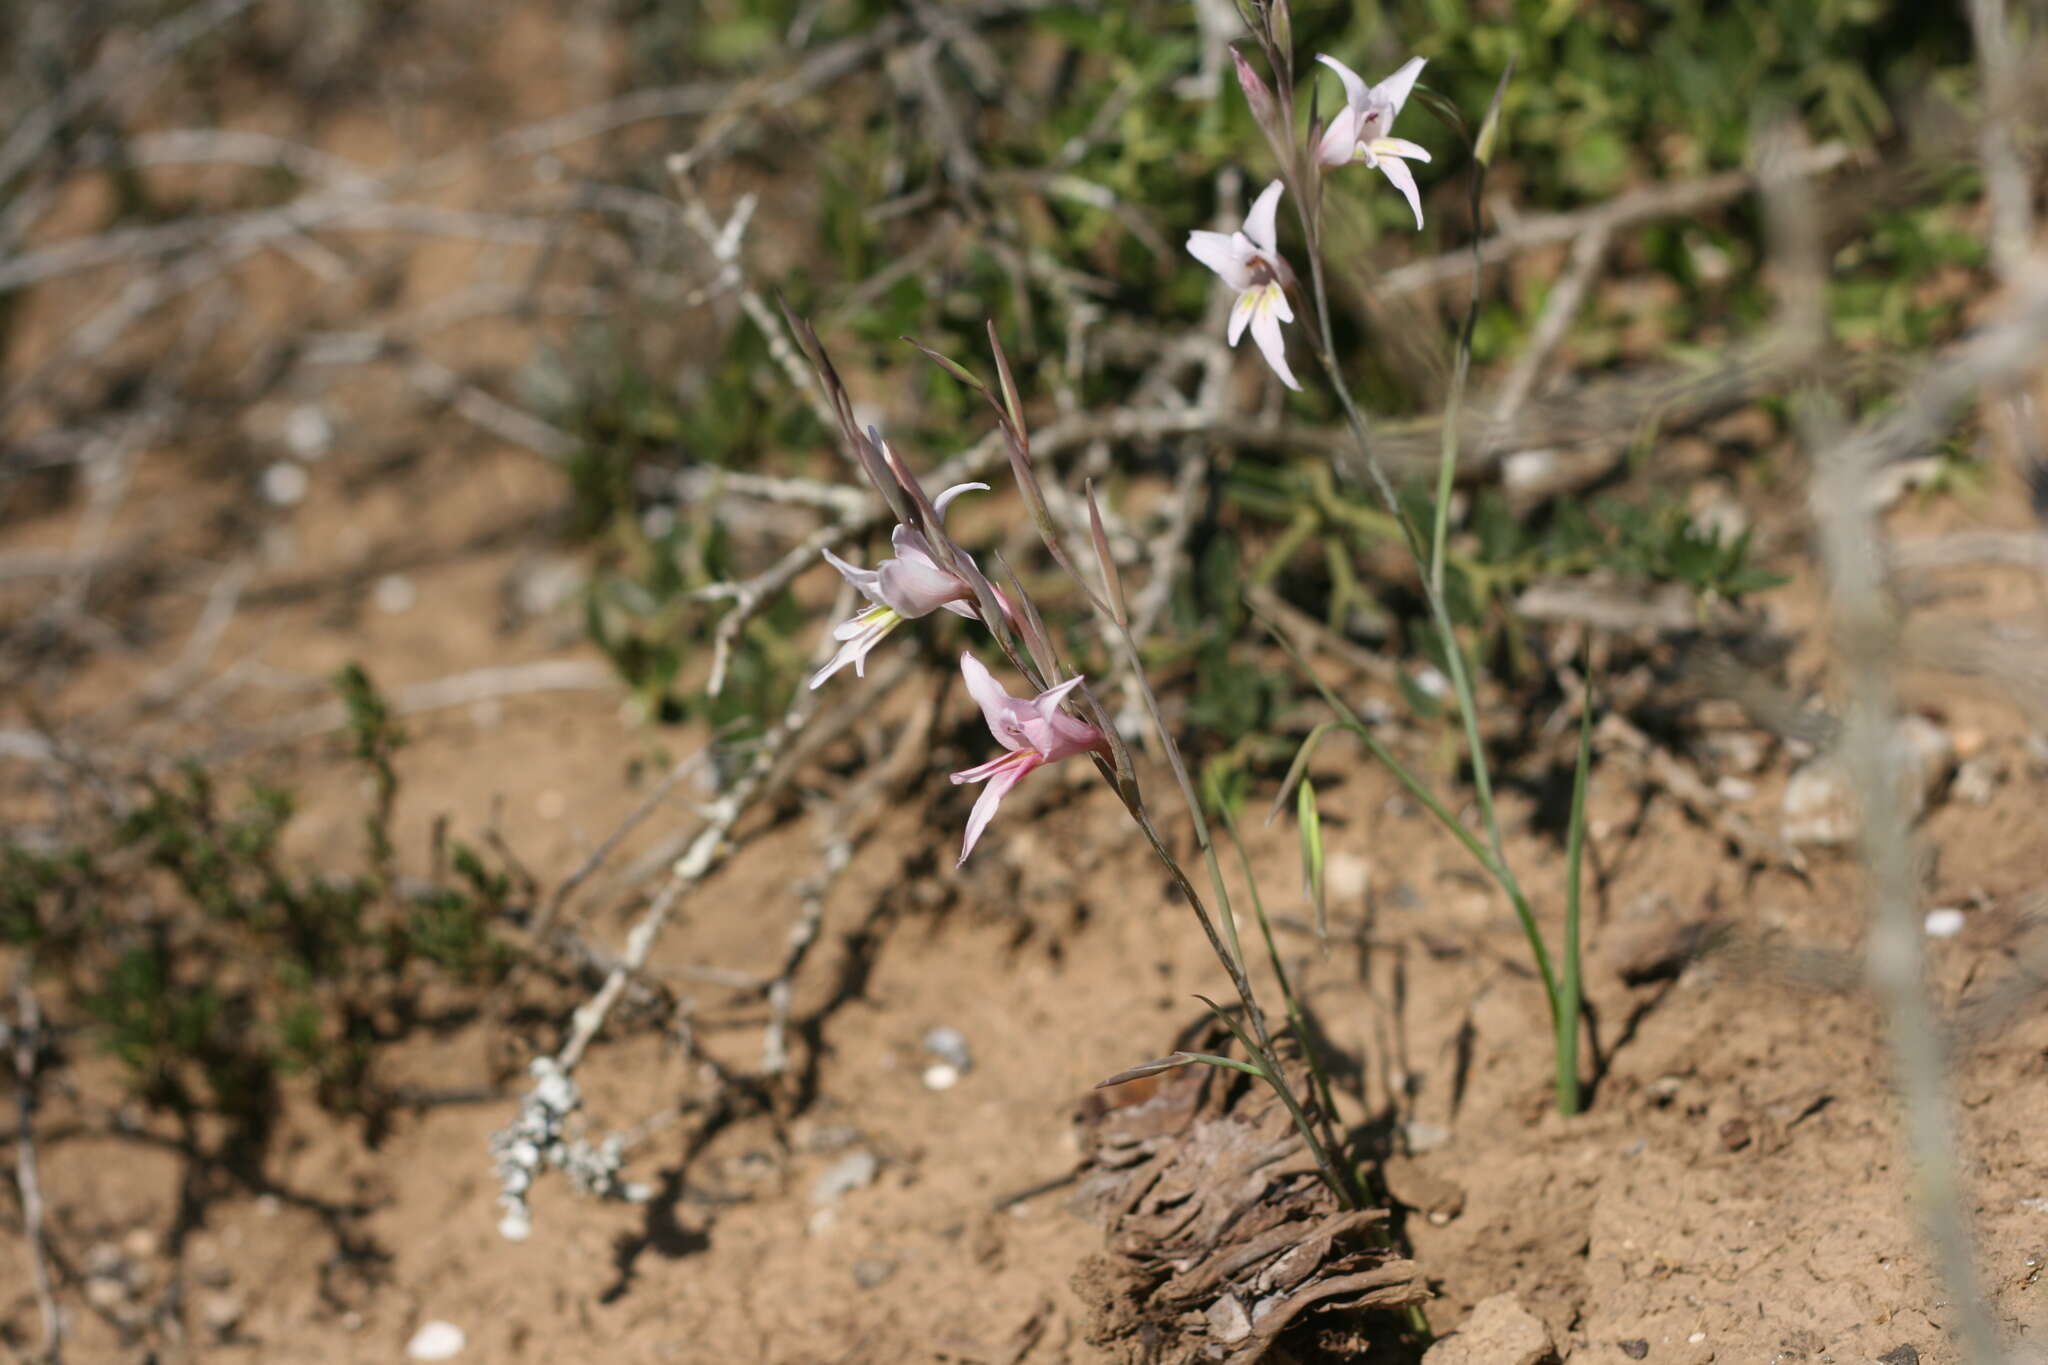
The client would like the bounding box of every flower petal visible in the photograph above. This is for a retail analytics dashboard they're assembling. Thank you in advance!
[1187,229,1252,291]
[1267,282,1295,324]
[1374,56,1426,118]
[1248,288,1301,391]
[1377,154,1425,230]
[876,526,969,616]
[1033,674,1087,718]
[876,556,964,616]
[820,546,882,601]
[1242,180,1286,256]
[1314,53,1370,111]
[932,481,990,520]
[1227,288,1257,346]
[1371,136,1431,164]
[1019,675,1094,757]
[1315,107,1360,168]
[810,612,894,689]
[954,757,1033,865]
[959,651,1029,751]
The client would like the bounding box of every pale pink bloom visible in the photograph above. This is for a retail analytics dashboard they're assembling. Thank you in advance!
[811,481,991,688]
[1314,54,1432,229]
[950,652,1107,865]
[1186,180,1301,392]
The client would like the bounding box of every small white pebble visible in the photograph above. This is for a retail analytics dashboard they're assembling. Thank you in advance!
[259,461,308,507]
[922,1027,972,1072]
[1688,1331,1707,1345]
[922,1063,960,1091]
[406,1320,466,1361]
[1924,908,1967,939]
[1714,776,1757,802]
[497,1209,532,1242]
[284,405,333,460]
[373,573,418,614]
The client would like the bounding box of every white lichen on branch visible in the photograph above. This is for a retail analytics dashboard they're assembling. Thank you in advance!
[488,1057,649,1242]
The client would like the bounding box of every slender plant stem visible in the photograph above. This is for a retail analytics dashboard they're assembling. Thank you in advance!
[1555,684,1594,1115]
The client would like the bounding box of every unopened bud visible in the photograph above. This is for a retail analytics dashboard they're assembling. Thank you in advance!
[1231,47,1278,133]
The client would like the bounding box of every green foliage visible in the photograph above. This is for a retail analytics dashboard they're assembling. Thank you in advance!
[1461,489,1785,615]
[1340,0,1966,200]
[4,666,515,1139]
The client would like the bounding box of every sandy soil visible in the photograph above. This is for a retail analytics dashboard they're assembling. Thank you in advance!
[5,6,2048,1365]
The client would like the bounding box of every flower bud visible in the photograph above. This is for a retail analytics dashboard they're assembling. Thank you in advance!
[1231,47,1279,137]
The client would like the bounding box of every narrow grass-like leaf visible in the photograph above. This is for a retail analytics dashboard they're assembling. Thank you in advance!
[1085,480,1128,627]
[987,323,1026,436]
[1269,720,1337,824]
[1298,777,1327,946]
[1093,1052,1198,1088]
[1168,1050,1266,1079]
[901,335,987,394]
[1557,676,1594,1117]
[1473,56,1516,168]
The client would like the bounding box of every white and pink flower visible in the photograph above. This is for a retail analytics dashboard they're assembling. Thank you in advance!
[950,652,1108,864]
[811,481,992,689]
[1186,179,1302,391]
[1314,54,1432,229]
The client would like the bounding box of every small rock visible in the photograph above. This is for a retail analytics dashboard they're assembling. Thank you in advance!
[798,1122,861,1154]
[851,1257,896,1289]
[1420,1293,1553,1365]
[922,1027,972,1073]
[86,1276,129,1311]
[373,573,418,614]
[810,1151,878,1208]
[85,1241,125,1277]
[1952,754,2005,806]
[259,461,309,507]
[1620,1341,1649,1360]
[1402,1121,1452,1154]
[406,1320,466,1361]
[201,1291,244,1340]
[1718,1117,1752,1151]
[1503,448,1565,501]
[511,556,585,619]
[284,405,334,460]
[1780,717,1954,847]
[1924,908,1966,939]
[1326,852,1372,904]
[1713,775,1756,802]
[1876,1347,1920,1365]
[921,1063,960,1091]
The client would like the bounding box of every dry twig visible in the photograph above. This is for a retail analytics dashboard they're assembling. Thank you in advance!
[11,969,63,1365]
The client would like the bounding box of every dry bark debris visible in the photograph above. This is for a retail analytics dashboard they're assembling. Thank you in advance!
[1069,1034,1424,1363]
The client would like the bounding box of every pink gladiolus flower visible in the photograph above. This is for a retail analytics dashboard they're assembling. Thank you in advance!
[1186,180,1301,391]
[1313,54,1432,229]
[950,652,1107,865]
[811,481,992,688]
